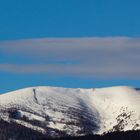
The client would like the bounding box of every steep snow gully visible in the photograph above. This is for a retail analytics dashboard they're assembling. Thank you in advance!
[0,86,140,137]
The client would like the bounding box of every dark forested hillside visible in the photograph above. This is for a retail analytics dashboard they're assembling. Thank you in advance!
[40,130,140,140]
[0,120,46,140]
[0,119,139,140]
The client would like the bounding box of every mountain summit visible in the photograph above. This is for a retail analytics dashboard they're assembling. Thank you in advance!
[0,86,140,139]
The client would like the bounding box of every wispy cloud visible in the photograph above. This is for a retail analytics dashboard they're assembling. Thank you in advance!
[0,37,140,78]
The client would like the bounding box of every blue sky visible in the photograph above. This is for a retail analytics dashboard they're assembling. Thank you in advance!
[0,0,140,93]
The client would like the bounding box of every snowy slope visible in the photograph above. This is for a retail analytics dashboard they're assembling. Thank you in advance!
[0,86,140,137]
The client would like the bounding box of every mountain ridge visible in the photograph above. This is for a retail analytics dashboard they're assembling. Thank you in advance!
[0,86,140,139]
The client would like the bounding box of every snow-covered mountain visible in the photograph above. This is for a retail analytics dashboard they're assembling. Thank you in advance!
[0,86,140,139]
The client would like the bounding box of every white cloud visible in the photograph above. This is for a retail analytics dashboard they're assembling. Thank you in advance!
[0,37,140,78]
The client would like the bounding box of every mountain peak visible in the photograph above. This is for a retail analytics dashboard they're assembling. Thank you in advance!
[0,86,140,138]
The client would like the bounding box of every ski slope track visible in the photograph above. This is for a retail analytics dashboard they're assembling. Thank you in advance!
[0,86,140,138]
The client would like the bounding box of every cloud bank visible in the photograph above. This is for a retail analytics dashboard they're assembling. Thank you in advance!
[0,37,140,78]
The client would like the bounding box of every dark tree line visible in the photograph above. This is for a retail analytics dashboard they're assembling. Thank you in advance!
[0,120,46,140]
[0,119,140,140]
[39,130,140,140]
